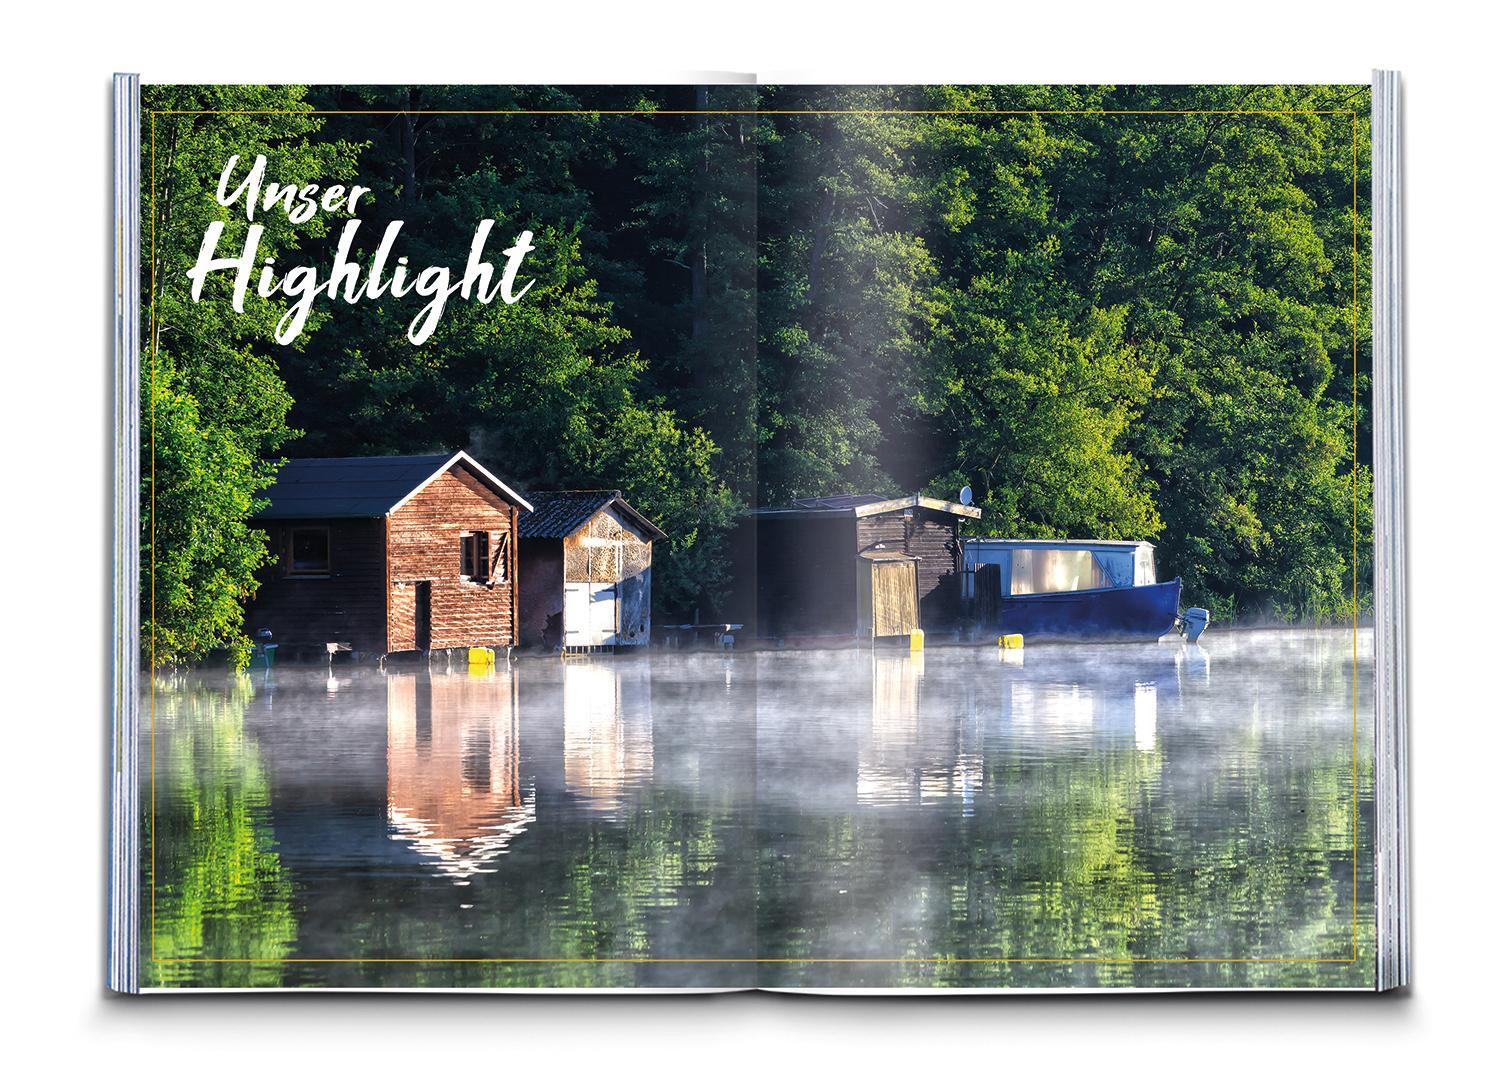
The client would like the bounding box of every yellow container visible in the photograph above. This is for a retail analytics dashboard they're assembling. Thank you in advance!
[468,647,495,668]
[999,633,1024,650]
[909,629,925,652]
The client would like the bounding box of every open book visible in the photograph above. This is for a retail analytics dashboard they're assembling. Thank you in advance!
[108,75,1408,992]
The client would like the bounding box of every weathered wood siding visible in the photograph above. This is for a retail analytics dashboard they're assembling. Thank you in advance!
[871,560,919,635]
[567,507,653,646]
[740,505,967,640]
[388,465,519,651]
[246,518,387,653]
[856,507,964,629]
[905,507,964,628]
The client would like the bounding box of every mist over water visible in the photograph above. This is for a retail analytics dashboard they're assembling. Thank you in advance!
[142,628,1373,989]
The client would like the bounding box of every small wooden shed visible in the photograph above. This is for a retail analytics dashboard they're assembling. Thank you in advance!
[247,452,533,656]
[517,491,665,650]
[744,493,981,641]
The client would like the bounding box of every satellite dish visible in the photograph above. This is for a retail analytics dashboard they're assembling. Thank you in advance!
[959,485,973,506]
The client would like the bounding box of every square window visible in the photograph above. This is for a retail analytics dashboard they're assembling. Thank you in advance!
[286,527,330,576]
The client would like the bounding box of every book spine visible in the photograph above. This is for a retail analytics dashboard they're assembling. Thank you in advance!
[1371,67,1409,992]
[110,71,141,995]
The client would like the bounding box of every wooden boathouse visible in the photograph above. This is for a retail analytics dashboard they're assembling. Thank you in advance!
[518,490,664,650]
[743,494,981,641]
[247,452,533,657]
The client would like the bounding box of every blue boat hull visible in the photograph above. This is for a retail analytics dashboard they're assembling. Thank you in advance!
[996,578,1182,642]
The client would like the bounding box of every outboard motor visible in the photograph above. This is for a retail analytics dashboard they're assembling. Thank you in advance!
[249,627,277,670]
[1181,607,1211,643]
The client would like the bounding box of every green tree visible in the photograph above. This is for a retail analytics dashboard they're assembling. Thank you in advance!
[142,85,360,665]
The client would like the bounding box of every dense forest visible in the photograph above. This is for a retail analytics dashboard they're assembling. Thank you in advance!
[140,84,1371,665]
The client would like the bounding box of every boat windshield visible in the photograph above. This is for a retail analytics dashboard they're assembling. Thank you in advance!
[1009,548,1108,595]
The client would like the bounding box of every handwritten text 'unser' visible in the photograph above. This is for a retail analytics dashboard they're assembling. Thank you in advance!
[186,155,537,345]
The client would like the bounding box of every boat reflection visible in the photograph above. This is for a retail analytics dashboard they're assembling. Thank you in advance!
[999,643,1186,752]
[385,669,536,884]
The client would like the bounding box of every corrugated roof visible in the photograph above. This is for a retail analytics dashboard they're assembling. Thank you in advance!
[754,493,981,520]
[255,452,532,520]
[791,493,888,510]
[518,490,665,540]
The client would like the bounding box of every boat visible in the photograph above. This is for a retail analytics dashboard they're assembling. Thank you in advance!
[962,538,1207,642]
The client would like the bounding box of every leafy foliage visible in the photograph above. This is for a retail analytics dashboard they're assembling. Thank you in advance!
[142,85,360,665]
[755,85,1370,620]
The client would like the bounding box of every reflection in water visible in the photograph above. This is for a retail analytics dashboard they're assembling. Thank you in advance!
[562,660,654,815]
[1134,683,1157,751]
[145,629,1373,989]
[385,671,536,883]
[857,654,983,811]
[1002,652,1179,753]
[145,676,297,987]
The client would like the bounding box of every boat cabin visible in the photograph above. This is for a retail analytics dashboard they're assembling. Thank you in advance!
[744,494,981,641]
[963,538,1162,629]
[517,491,664,650]
[247,452,533,657]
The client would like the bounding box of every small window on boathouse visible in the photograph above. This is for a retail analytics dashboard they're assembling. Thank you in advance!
[285,526,331,577]
[461,531,492,584]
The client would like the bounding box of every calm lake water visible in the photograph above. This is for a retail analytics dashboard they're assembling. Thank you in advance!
[142,628,1373,989]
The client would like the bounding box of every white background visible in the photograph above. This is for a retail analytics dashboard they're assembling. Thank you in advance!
[1,1,1492,1066]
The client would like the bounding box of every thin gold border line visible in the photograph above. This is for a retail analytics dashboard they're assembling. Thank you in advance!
[146,102,1368,971]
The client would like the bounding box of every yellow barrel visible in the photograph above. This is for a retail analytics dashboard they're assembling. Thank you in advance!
[909,629,925,652]
[999,633,1024,650]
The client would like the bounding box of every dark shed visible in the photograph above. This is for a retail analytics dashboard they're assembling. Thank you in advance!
[247,452,533,655]
[518,491,664,650]
[742,494,981,641]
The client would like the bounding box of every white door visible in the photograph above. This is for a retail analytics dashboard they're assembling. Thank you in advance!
[564,583,591,646]
[590,584,618,646]
[564,582,618,646]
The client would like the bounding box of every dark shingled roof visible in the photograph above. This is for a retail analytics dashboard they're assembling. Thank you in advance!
[519,490,665,540]
[256,453,532,520]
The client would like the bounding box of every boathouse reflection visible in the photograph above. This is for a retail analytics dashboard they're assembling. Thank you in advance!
[856,653,983,809]
[385,670,536,883]
[852,645,1191,808]
[562,659,654,816]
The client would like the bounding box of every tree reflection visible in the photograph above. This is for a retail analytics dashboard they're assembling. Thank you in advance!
[756,639,1372,988]
[143,674,295,987]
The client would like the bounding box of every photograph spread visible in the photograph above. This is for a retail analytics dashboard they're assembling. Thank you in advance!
[108,77,1406,992]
